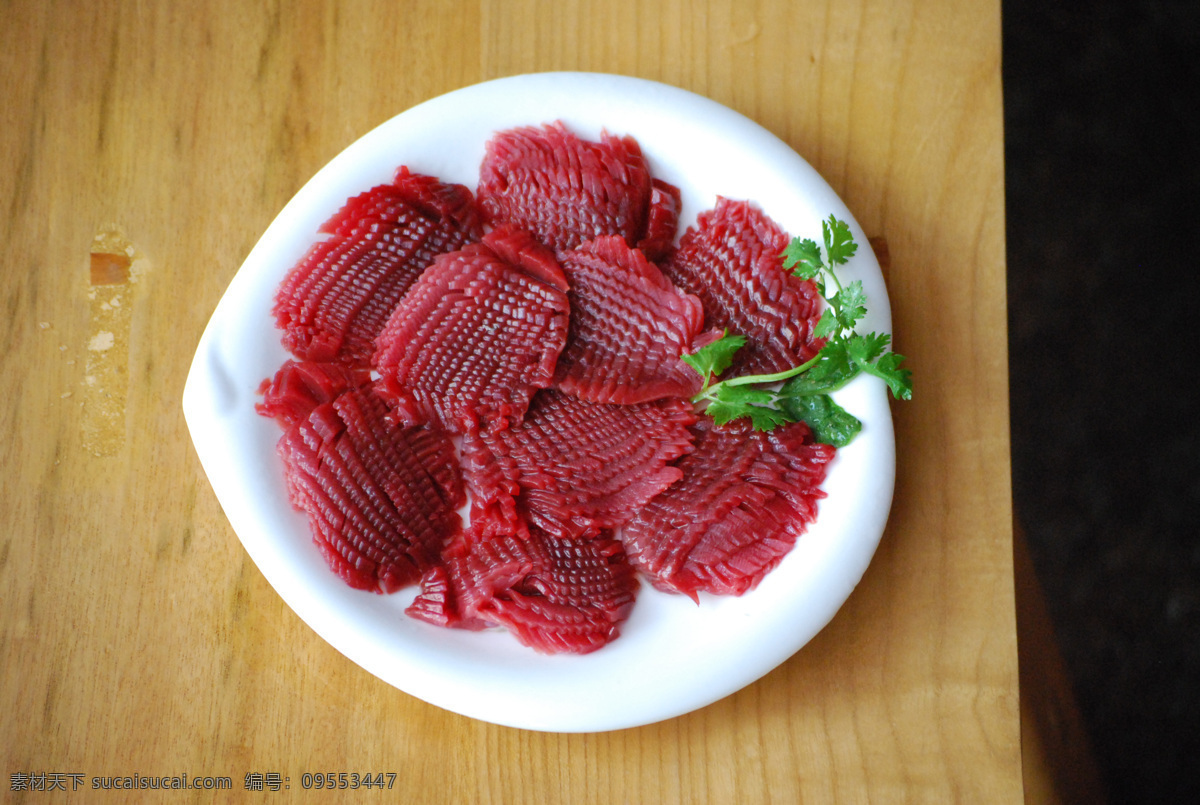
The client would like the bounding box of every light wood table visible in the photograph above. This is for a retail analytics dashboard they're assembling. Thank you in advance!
[2,1,1024,800]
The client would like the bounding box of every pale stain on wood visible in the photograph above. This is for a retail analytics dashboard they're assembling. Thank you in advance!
[81,226,141,457]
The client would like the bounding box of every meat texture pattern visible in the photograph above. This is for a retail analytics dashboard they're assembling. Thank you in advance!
[257,122,836,654]
[272,169,482,366]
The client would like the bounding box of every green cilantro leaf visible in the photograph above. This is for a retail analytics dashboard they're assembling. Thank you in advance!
[832,280,867,332]
[843,332,912,400]
[844,332,892,365]
[864,351,913,400]
[812,308,840,340]
[823,215,858,266]
[781,237,824,280]
[779,342,856,396]
[741,405,794,432]
[681,331,746,390]
[705,385,793,431]
[780,393,863,448]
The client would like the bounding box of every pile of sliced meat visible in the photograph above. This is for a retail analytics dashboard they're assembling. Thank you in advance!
[257,121,836,654]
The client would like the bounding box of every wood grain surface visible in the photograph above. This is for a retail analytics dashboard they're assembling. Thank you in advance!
[1,0,1019,801]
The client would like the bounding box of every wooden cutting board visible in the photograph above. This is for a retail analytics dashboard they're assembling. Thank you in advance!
[0,0,1021,800]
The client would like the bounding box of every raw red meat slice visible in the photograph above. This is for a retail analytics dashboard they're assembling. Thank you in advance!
[636,179,683,261]
[269,379,465,593]
[552,235,708,404]
[477,122,678,256]
[406,520,639,655]
[402,564,469,629]
[272,168,482,366]
[256,360,370,428]
[461,389,697,539]
[372,226,570,433]
[620,417,836,600]
[662,197,823,377]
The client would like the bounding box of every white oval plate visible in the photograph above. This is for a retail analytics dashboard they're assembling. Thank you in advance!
[182,72,895,733]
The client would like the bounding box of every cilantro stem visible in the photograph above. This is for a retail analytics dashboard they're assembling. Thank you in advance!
[693,351,822,402]
[824,261,846,298]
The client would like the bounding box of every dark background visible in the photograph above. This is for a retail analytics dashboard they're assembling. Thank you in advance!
[1002,1,1199,802]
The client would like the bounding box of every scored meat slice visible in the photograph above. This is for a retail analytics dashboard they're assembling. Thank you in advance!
[553,235,709,405]
[477,122,679,259]
[272,168,483,366]
[406,519,639,655]
[461,389,697,540]
[620,416,836,600]
[636,179,683,261]
[264,368,465,594]
[372,226,571,433]
[662,197,823,377]
[256,359,370,429]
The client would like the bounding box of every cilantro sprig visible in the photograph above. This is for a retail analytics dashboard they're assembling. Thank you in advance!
[683,215,912,446]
